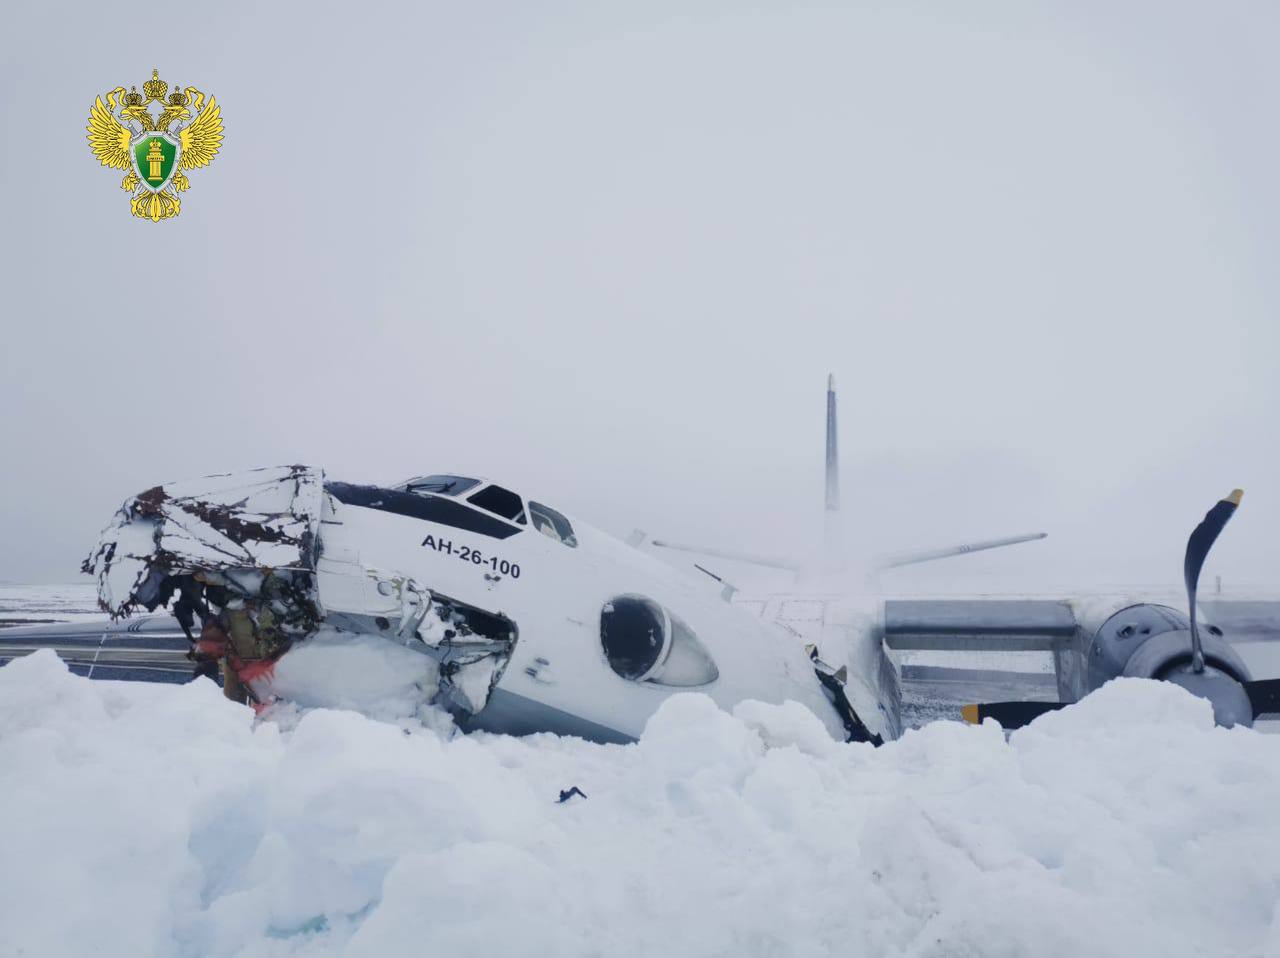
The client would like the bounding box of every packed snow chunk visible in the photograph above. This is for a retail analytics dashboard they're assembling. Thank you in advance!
[0,651,275,958]
[637,692,765,785]
[4,665,1280,958]
[0,647,107,735]
[733,697,844,758]
[259,628,445,722]
[1017,674,1216,737]
[346,843,567,958]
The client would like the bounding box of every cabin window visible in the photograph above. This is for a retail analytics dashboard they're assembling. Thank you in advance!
[401,475,480,497]
[467,484,527,524]
[600,595,718,687]
[529,501,577,548]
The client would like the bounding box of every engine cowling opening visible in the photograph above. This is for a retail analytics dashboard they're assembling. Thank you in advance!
[600,595,719,688]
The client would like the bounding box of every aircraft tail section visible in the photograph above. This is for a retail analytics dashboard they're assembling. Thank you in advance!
[825,374,839,514]
[823,374,841,565]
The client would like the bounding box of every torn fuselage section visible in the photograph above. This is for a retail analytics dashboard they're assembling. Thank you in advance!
[82,465,517,720]
[82,464,324,625]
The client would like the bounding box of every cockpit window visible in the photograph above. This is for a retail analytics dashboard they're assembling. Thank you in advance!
[400,475,480,497]
[467,484,527,524]
[529,501,577,548]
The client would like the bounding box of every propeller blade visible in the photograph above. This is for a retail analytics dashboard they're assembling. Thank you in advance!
[1244,677,1280,718]
[961,700,1065,729]
[1184,489,1243,673]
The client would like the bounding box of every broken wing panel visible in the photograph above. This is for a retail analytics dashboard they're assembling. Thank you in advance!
[82,464,324,616]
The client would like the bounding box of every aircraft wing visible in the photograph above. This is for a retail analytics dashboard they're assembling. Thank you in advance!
[0,616,193,682]
[884,599,1280,651]
[1199,600,1280,643]
[884,599,1280,649]
[883,595,1280,728]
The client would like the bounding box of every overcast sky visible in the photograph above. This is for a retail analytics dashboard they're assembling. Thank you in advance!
[1,1,1277,593]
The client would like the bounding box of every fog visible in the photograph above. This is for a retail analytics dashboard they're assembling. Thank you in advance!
[2,2,1277,593]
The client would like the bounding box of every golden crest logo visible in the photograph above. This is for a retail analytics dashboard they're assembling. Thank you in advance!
[87,69,223,221]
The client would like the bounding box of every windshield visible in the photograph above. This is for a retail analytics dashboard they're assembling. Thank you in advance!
[529,501,577,547]
[399,475,481,497]
[467,484,527,524]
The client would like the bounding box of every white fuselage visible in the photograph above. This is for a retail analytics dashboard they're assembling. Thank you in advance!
[310,481,896,743]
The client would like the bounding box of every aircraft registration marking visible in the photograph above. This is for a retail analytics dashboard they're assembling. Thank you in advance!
[421,534,522,578]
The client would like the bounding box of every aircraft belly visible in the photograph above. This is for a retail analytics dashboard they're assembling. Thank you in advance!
[466,687,636,744]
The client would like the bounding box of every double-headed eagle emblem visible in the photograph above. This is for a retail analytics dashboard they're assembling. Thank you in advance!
[87,69,223,221]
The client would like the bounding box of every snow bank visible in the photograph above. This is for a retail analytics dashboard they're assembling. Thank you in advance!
[2,651,1280,958]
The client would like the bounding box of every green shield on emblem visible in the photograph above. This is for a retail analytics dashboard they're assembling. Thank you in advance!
[132,133,180,192]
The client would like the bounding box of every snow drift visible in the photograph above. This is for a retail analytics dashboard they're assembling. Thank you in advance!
[2,650,1280,958]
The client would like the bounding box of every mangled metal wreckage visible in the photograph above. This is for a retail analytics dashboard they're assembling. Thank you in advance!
[82,466,516,717]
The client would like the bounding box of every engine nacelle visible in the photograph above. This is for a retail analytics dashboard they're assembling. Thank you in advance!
[1082,603,1254,727]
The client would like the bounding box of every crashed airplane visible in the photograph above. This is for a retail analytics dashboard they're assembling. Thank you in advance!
[78,464,894,744]
[8,378,1280,742]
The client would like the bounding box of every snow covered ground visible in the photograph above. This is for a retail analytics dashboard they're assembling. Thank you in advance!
[3,649,1280,958]
[0,582,105,627]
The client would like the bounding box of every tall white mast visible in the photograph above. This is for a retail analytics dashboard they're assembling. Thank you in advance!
[823,374,841,566]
